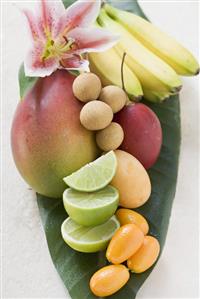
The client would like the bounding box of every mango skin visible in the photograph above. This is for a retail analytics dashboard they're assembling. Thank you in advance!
[11,70,99,198]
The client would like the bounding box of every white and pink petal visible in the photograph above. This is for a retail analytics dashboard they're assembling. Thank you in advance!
[38,0,66,38]
[58,0,101,35]
[60,54,89,71]
[68,27,119,54]
[23,9,43,42]
[24,42,59,77]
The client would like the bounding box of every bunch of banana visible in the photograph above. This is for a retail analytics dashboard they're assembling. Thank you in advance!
[89,48,143,100]
[105,4,199,76]
[89,5,199,103]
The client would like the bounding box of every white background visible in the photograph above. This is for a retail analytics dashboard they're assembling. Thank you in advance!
[1,1,199,298]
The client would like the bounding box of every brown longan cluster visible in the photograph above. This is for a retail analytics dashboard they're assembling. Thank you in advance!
[72,72,128,152]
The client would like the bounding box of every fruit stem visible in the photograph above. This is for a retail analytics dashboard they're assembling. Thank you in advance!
[101,0,106,8]
[121,52,127,93]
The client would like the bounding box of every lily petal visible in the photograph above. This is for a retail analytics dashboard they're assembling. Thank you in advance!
[23,0,65,41]
[68,27,119,53]
[23,9,42,41]
[60,54,89,71]
[38,0,65,38]
[24,42,59,77]
[59,0,101,34]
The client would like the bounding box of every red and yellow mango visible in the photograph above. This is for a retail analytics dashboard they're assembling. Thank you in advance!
[11,70,99,198]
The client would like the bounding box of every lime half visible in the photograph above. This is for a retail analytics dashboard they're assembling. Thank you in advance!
[61,216,120,253]
[63,151,117,192]
[63,186,119,226]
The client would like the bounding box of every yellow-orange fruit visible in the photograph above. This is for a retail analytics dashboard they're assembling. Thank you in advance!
[116,209,149,235]
[127,236,160,273]
[106,223,144,264]
[111,150,151,208]
[73,73,101,102]
[90,264,130,297]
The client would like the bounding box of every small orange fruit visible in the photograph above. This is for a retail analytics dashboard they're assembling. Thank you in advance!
[127,235,160,273]
[90,264,130,297]
[106,223,144,264]
[116,209,149,235]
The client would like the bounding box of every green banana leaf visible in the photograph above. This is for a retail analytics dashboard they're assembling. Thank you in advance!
[19,0,181,298]
[18,64,38,99]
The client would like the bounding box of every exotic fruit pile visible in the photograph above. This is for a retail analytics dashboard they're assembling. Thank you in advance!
[59,71,162,296]
[72,72,163,169]
[61,148,159,296]
[11,0,199,297]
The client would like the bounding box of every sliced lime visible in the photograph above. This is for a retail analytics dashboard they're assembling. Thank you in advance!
[63,151,117,192]
[61,216,120,253]
[63,186,119,226]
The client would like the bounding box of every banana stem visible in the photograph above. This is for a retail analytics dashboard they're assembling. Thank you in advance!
[101,0,106,8]
[121,52,127,92]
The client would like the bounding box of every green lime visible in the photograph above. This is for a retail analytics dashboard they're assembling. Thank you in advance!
[61,216,120,253]
[63,186,119,226]
[63,151,117,192]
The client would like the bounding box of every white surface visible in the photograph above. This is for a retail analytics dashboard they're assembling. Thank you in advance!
[1,1,199,298]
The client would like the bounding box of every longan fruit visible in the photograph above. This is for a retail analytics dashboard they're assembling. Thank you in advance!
[80,101,113,131]
[96,122,124,151]
[99,86,127,113]
[73,73,102,102]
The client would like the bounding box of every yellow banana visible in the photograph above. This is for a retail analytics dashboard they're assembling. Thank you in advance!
[98,10,182,102]
[113,45,178,102]
[141,88,176,103]
[89,48,143,100]
[104,4,199,76]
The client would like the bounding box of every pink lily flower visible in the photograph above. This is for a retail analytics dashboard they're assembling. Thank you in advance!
[23,0,119,77]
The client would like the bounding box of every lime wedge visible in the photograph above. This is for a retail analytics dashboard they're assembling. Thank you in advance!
[63,151,117,192]
[63,186,119,226]
[61,216,120,253]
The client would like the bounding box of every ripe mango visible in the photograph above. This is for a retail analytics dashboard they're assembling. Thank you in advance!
[11,70,99,198]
